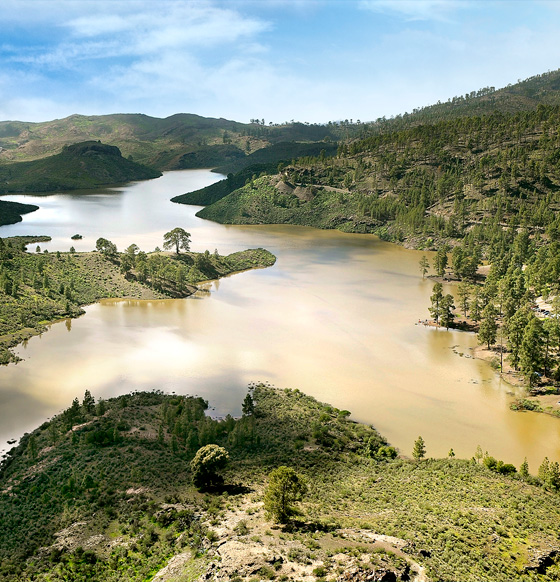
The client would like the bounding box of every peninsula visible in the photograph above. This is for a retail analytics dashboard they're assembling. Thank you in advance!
[0,234,275,364]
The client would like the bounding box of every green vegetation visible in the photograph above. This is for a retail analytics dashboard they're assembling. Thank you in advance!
[2,385,560,580]
[264,466,307,524]
[0,113,342,171]
[412,436,426,461]
[0,200,39,226]
[0,141,160,193]
[162,227,191,254]
[0,236,275,364]
[196,102,560,244]
[190,444,230,489]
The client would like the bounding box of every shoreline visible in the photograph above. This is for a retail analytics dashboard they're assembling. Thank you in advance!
[0,246,276,365]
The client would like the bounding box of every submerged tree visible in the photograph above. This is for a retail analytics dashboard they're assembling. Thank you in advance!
[419,255,430,279]
[429,282,444,325]
[440,293,456,330]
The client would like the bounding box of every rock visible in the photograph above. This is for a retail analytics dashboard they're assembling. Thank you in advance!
[525,549,559,574]
[336,566,398,581]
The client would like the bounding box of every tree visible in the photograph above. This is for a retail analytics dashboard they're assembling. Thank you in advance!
[456,282,471,317]
[542,317,558,377]
[520,457,530,479]
[242,393,255,416]
[433,248,448,278]
[120,253,134,277]
[471,286,482,322]
[419,255,429,279]
[507,308,529,370]
[429,282,444,325]
[82,390,95,414]
[125,243,140,258]
[264,466,307,523]
[163,227,191,254]
[478,302,498,349]
[190,444,229,489]
[95,237,118,259]
[519,316,543,386]
[412,436,426,460]
[440,293,455,330]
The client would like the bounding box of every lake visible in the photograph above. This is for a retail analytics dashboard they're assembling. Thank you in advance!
[1,169,559,468]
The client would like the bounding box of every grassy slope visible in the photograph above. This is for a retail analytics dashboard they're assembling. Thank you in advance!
[196,175,370,233]
[171,143,339,207]
[0,241,275,364]
[1,385,560,581]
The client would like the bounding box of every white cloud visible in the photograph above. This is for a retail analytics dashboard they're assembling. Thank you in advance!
[360,0,469,22]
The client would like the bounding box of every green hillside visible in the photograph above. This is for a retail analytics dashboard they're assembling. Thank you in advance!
[197,104,560,245]
[0,141,161,193]
[0,114,339,171]
[171,142,338,207]
[2,385,560,581]
[0,200,39,226]
[361,68,560,135]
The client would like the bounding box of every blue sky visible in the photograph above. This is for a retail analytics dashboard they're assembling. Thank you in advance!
[2,0,560,123]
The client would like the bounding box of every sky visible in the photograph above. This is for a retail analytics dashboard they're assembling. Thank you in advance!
[2,0,560,124]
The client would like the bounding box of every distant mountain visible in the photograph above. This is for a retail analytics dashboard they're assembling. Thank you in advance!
[0,141,161,194]
[0,114,338,171]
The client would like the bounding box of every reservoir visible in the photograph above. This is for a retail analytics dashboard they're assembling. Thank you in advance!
[1,169,560,468]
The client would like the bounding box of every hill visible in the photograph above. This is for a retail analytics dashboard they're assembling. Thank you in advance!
[0,141,161,194]
[0,200,39,226]
[0,114,339,172]
[1,384,560,581]
[196,104,560,247]
[171,143,338,207]
[359,68,560,136]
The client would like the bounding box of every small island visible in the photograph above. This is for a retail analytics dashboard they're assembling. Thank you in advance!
[0,229,275,364]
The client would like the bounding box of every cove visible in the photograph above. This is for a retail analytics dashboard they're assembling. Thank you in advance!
[1,169,560,469]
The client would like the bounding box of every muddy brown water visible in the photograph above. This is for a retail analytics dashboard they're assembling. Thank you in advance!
[1,169,560,468]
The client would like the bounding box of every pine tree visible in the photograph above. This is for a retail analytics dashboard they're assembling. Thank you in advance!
[478,302,497,348]
[456,282,471,317]
[429,282,444,325]
[440,294,456,330]
[412,436,426,460]
[520,457,529,479]
[519,317,543,386]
